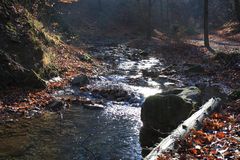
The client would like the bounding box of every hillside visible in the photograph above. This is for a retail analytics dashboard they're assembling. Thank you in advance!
[0,0,61,89]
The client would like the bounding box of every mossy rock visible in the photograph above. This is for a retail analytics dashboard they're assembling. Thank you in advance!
[141,86,201,132]
[141,95,193,132]
[38,64,60,79]
[0,50,46,89]
[78,54,92,62]
[161,86,201,105]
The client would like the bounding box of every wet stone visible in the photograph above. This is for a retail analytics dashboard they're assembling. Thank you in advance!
[46,100,67,112]
[71,75,90,87]
[92,88,131,101]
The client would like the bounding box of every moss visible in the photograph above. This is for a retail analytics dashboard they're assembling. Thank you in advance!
[38,49,60,79]
[142,94,193,130]
[5,22,17,34]
[24,10,61,70]
[79,53,92,62]
[24,9,61,45]
[23,7,62,54]
[42,49,55,66]
[38,64,60,79]
[5,21,19,41]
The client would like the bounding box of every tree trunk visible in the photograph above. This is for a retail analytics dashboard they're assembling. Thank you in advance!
[166,0,170,32]
[234,0,240,23]
[98,0,102,12]
[147,0,153,39]
[204,0,210,48]
[160,0,163,22]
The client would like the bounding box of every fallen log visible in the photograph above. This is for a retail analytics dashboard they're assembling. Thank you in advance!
[144,97,221,160]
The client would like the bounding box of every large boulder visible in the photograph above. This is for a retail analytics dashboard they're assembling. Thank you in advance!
[140,86,201,155]
[0,50,46,89]
[141,86,201,132]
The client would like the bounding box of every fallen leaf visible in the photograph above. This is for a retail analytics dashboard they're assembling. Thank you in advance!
[216,132,225,139]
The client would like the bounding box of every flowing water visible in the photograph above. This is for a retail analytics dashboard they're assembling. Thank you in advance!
[0,45,180,160]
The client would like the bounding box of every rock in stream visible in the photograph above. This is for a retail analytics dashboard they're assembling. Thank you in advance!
[140,86,201,156]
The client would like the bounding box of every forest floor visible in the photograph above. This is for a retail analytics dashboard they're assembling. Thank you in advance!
[158,99,240,160]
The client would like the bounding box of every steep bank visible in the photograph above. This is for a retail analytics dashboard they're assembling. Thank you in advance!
[0,0,99,121]
[0,0,61,89]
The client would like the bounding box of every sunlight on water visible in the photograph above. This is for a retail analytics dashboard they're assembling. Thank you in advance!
[147,78,160,87]
[129,86,162,98]
[118,57,160,71]
[118,60,136,71]
[137,58,161,70]
[104,102,142,129]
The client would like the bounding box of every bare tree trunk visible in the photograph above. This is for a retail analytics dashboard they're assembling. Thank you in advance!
[160,0,163,21]
[234,0,240,23]
[166,0,170,32]
[147,0,153,39]
[204,0,210,48]
[137,0,142,18]
[98,0,102,12]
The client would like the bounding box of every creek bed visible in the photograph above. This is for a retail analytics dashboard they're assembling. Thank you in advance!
[0,45,170,160]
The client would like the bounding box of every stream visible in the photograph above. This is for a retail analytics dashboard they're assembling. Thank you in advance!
[0,44,228,160]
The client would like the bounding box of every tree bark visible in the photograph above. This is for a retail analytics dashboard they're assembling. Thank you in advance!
[98,0,102,12]
[234,0,240,23]
[160,0,163,22]
[147,0,153,39]
[166,0,170,32]
[204,0,210,48]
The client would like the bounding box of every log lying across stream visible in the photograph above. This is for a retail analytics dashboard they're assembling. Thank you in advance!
[145,98,221,160]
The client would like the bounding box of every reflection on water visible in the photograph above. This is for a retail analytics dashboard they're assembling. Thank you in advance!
[0,104,143,160]
[58,104,143,160]
[128,86,162,98]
